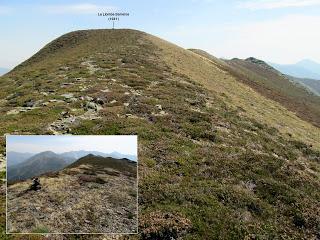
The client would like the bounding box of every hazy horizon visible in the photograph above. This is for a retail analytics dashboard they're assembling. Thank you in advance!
[6,135,138,156]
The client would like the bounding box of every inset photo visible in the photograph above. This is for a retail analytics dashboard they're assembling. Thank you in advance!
[6,135,138,234]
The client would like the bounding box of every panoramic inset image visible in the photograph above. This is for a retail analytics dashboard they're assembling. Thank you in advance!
[6,135,138,234]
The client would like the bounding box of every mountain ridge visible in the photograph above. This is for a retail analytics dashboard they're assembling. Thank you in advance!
[269,59,320,80]
[1,29,320,238]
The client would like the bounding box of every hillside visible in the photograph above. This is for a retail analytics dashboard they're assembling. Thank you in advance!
[0,29,319,239]
[287,76,320,96]
[7,151,72,182]
[68,154,137,176]
[7,157,137,233]
[190,50,320,128]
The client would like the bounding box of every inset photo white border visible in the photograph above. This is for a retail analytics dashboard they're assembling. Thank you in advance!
[6,135,138,235]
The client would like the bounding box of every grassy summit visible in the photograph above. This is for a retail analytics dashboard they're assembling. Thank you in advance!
[0,29,319,239]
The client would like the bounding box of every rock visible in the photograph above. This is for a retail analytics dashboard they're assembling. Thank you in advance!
[85,102,102,111]
[86,102,97,110]
[124,92,130,95]
[94,97,105,105]
[23,100,35,107]
[59,66,70,71]
[101,88,110,93]
[85,96,94,101]
[61,93,74,99]
[66,97,78,103]
[124,103,129,107]
[156,104,162,110]
[110,100,117,104]
[42,102,49,106]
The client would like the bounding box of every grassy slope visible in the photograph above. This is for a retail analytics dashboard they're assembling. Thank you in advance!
[0,29,319,239]
[7,164,137,233]
[190,49,320,129]
[287,76,320,96]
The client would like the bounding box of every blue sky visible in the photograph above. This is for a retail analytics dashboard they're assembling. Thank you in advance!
[1,0,320,68]
[6,135,138,156]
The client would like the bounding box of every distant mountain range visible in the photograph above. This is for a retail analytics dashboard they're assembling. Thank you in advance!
[7,150,137,182]
[59,150,137,161]
[269,59,320,80]
[7,152,35,167]
[7,151,72,182]
[7,150,137,167]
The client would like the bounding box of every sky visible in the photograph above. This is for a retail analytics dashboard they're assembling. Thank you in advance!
[6,135,138,156]
[1,0,320,69]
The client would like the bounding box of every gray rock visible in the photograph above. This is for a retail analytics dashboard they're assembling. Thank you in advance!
[23,100,35,107]
[61,93,74,99]
[94,97,105,105]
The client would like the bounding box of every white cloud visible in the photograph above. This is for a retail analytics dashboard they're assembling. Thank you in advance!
[239,0,320,10]
[42,3,117,14]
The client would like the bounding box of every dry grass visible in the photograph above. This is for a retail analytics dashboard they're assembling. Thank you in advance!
[146,34,320,150]
[7,164,137,234]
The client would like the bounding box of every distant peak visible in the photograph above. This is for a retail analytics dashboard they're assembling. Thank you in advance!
[39,151,56,155]
[245,57,266,65]
[297,59,318,64]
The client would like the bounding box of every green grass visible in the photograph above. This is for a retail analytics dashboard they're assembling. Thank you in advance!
[0,29,319,239]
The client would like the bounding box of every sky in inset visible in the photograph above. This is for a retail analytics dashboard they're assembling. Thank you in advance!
[6,135,137,156]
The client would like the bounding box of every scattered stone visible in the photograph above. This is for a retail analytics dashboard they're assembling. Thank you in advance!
[66,98,78,103]
[42,102,49,106]
[6,107,37,115]
[61,93,74,99]
[85,96,94,101]
[49,99,64,103]
[59,66,70,71]
[123,103,129,107]
[124,92,130,95]
[155,104,162,110]
[110,100,117,104]
[94,97,105,105]
[85,102,103,111]
[111,78,117,82]
[23,100,36,107]
[61,83,73,86]
[101,88,111,93]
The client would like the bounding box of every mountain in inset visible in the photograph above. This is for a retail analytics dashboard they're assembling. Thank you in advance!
[68,154,137,176]
[7,151,35,167]
[60,150,137,161]
[7,151,74,182]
